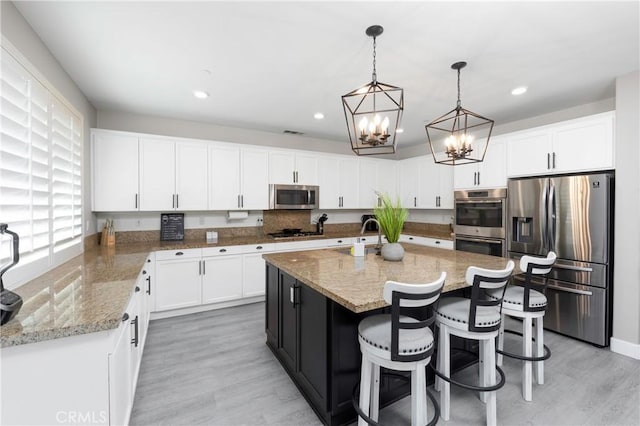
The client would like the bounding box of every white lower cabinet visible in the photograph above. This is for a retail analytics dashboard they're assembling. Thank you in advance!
[1,274,150,426]
[154,249,202,311]
[400,234,454,250]
[202,254,244,303]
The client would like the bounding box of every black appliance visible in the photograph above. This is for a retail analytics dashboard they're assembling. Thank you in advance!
[361,214,378,232]
[0,224,23,325]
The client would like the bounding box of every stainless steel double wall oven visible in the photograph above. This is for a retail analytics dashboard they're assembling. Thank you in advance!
[454,188,508,257]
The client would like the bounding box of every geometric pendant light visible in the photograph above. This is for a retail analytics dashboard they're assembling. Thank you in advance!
[342,25,404,156]
[426,61,494,165]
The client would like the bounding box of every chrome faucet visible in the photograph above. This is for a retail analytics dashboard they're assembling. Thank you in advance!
[361,218,382,254]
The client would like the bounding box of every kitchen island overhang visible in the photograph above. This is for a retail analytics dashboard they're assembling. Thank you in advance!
[263,244,511,425]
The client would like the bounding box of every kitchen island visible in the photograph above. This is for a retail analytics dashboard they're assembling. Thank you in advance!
[263,244,510,426]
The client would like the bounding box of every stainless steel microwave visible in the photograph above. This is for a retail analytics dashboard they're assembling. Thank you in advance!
[269,184,319,210]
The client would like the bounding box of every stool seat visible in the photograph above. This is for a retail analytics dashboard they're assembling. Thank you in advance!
[435,297,501,330]
[359,314,434,360]
[488,286,547,311]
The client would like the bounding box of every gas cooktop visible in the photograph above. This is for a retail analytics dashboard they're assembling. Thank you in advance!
[267,231,324,239]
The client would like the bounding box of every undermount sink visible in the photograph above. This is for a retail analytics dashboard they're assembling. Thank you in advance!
[336,247,380,255]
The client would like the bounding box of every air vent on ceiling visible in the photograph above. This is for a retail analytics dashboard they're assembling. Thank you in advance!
[283,130,304,135]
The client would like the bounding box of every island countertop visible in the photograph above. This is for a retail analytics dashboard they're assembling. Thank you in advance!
[262,244,512,313]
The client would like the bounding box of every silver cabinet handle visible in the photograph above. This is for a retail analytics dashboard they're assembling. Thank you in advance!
[172,194,175,209]
[293,171,296,183]
[552,152,556,169]
[477,172,480,186]
[176,194,179,209]
[547,285,593,296]
[238,194,241,208]
[202,260,205,275]
[198,260,202,275]
[135,193,138,209]
[241,194,244,208]
[547,153,551,169]
[474,172,477,186]
[290,286,295,304]
[414,197,417,207]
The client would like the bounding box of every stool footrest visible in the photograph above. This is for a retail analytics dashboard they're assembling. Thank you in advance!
[352,371,440,426]
[430,358,506,393]
[497,329,552,362]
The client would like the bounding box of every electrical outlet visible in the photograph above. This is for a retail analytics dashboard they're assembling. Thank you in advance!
[136,219,141,227]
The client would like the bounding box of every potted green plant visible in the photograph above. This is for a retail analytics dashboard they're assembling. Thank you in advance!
[374,192,408,261]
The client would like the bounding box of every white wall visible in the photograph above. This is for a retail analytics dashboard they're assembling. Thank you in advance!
[1,1,98,238]
[612,70,640,358]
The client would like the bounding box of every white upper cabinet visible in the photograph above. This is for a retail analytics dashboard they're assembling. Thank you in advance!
[507,112,615,177]
[241,148,270,210]
[209,144,242,210]
[400,156,453,209]
[139,138,175,211]
[359,158,398,209]
[318,155,359,209]
[269,151,318,185]
[92,131,139,211]
[175,142,209,210]
[209,145,269,210]
[139,138,208,211]
[454,136,507,190]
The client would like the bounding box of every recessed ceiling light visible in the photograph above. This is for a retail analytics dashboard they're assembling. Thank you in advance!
[314,112,325,120]
[511,86,528,96]
[396,128,404,133]
[193,90,209,99]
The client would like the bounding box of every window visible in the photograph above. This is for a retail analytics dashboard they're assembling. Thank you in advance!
[0,47,83,287]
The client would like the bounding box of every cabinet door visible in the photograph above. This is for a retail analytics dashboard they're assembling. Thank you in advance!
[399,157,419,208]
[241,149,270,210]
[92,132,139,211]
[202,255,243,304]
[338,157,359,209]
[297,283,328,409]
[477,137,506,188]
[453,162,479,190]
[139,138,175,211]
[265,264,279,347]
[376,159,398,202]
[154,258,201,311]
[506,131,552,177]
[243,252,267,297]
[317,156,340,209]
[552,113,614,173]
[295,153,319,185]
[209,145,241,210]
[269,151,295,184]
[175,141,208,210]
[358,159,378,209]
[279,272,298,372]
[418,157,438,208]
[108,318,133,426]
[437,164,454,208]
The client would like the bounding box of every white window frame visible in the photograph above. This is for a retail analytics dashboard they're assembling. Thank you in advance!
[1,38,84,289]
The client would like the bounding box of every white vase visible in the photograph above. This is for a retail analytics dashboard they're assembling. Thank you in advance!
[381,242,404,261]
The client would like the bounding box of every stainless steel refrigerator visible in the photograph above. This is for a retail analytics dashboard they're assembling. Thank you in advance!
[508,172,614,346]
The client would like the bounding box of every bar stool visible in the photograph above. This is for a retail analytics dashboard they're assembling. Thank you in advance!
[355,272,446,426]
[434,261,514,426]
[491,252,556,402]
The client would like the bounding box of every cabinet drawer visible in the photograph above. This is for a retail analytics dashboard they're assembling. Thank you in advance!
[242,243,277,254]
[155,248,201,260]
[202,245,244,256]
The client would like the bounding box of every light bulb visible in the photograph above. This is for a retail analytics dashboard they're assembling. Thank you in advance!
[381,117,389,132]
[373,114,381,125]
[359,117,368,131]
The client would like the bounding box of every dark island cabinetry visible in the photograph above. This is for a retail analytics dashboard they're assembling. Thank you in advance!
[265,264,408,426]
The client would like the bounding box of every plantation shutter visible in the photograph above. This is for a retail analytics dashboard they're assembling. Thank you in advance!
[0,51,51,265]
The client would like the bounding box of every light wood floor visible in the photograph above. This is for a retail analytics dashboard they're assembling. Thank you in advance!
[130,302,640,426]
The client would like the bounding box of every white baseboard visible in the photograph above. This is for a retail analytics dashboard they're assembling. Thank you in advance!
[149,296,264,320]
[610,337,640,360]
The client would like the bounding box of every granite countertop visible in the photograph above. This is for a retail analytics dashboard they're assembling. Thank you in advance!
[0,245,152,348]
[0,230,453,348]
[262,244,511,313]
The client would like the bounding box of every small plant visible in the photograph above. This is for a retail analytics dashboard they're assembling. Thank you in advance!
[373,192,408,244]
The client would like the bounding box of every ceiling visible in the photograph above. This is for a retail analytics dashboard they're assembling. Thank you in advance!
[14,1,640,149]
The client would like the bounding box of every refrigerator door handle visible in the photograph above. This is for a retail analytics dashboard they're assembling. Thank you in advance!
[553,264,594,273]
[541,180,549,250]
[547,285,593,296]
[549,181,556,252]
